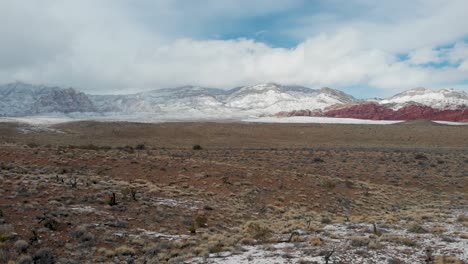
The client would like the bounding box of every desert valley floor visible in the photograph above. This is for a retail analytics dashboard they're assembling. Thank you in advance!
[0,121,467,263]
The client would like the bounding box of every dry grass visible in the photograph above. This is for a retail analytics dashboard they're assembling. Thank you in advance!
[0,121,466,263]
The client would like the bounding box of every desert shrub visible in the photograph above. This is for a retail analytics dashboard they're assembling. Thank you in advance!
[71,225,95,247]
[244,222,272,242]
[124,146,135,153]
[14,240,29,253]
[195,215,208,228]
[0,249,8,263]
[434,256,464,264]
[81,144,100,150]
[399,238,415,246]
[0,224,13,242]
[144,244,161,257]
[349,236,369,247]
[0,163,12,170]
[321,180,336,190]
[100,146,112,151]
[0,234,9,242]
[310,236,323,246]
[28,230,39,246]
[204,205,214,211]
[104,193,117,206]
[17,255,33,264]
[193,145,202,150]
[33,248,55,264]
[441,235,456,243]
[381,235,416,247]
[188,225,197,234]
[122,187,138,201]
[368,239,383,249]
[26,143,39,148]
[321,216,332,224]
[457,214,468,222]
[345,180,354,188]
[208,242,224,254]
[431,226,447,234]
[387,258,403,264]
[79,232,95,246]
[97,247,115,258]
[408,223,428,234]
[116,245,135,256]
[414,154,428,160]
[71,225,87,239]
[135,144,146,150]
[39,215,59,231]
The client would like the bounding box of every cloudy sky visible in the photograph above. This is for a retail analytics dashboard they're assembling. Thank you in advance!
[1,0,468,97]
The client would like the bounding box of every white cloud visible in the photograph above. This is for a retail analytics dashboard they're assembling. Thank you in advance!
[459,61,468,72]
[0,0,467,95]
[447,42,468,64]
[408,47,441,65]
[290,0,468,53]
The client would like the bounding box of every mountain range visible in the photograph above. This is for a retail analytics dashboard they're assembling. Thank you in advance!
[0,82,467,122]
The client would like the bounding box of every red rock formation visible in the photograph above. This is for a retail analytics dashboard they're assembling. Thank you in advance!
[324,103,468,121]
[276,103,468,122]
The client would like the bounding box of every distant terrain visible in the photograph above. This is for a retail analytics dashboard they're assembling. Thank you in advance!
[1,82,467,122]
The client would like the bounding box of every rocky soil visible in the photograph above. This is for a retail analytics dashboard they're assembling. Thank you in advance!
[0,121,466,263]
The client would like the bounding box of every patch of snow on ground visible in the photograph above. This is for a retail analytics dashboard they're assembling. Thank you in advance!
[1,115,466,126]
[69,205,109,215]
[243,116,404,125]
[434,121,468,125]
[134,228,189,240]
[188,209,468,263]
[0,116,75,133]
[0,116,76,126]
[151,197,201,210]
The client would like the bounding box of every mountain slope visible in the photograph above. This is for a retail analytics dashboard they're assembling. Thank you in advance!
[379,87,468,110]
[0,82,96,117]
[276,88,468,122]
[0,82,466,122]
[224,83,355,113]
[88,83,355,117]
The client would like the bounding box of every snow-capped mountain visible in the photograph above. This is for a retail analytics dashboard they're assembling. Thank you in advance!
[91,86,227,112]
[276,87,468,122]
[379,87,468,110]
[224,84,355,113]
[0,82,96,117]
[88,83,356,117]
[0,82,466,122]
[0,82,355,118]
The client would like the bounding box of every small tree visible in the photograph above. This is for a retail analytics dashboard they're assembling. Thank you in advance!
[193,145,202,150]
[105,193,117,206]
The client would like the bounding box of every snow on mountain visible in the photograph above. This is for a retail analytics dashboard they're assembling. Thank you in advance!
[0,82,354,118]
[379,87,468,110]
[90,86,226,115]
[224,83,355,113]
[0,82,96,117]
[276,87,468,122]
[1,82,466,122]
[88,83,354,117]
